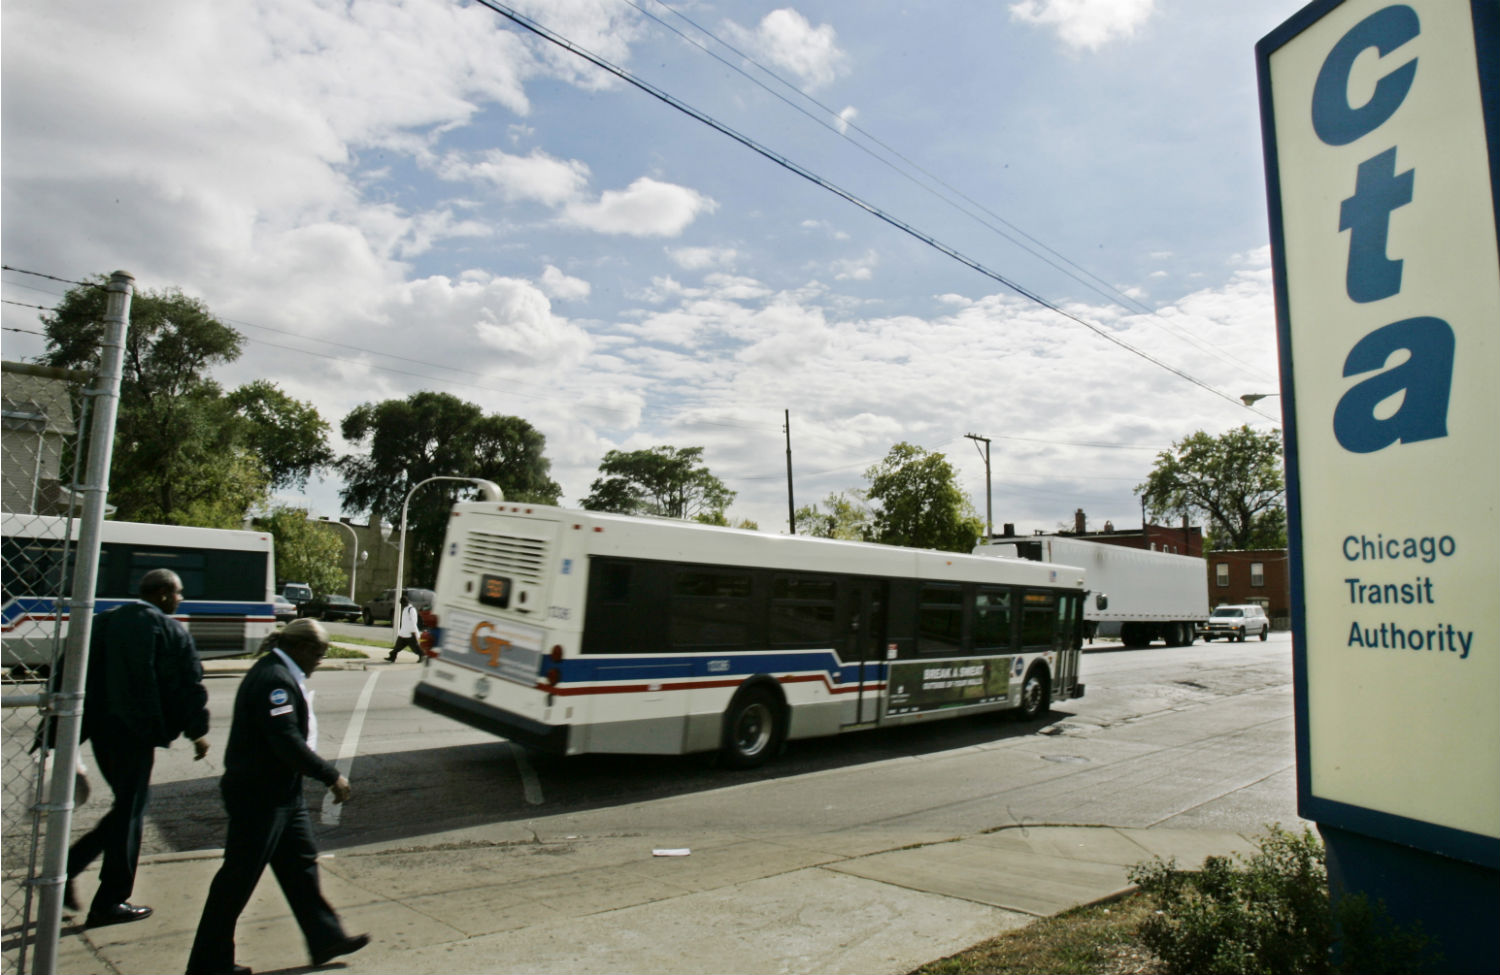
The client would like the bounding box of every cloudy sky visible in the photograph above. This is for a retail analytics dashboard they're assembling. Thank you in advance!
[2,0,1299,536]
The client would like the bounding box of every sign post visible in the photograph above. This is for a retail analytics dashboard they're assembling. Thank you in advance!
[1257,1,1499,969]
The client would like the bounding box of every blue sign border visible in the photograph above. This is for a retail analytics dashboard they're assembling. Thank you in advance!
[1256,0,1500,871]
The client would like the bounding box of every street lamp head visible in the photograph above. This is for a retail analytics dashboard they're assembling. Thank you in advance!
[1241,393,1279,407]
[473,479,504,502]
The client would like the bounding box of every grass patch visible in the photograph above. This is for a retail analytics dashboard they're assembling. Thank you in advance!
[325,645,370,658]
[326,634,392,650]
[912,893,1160,975]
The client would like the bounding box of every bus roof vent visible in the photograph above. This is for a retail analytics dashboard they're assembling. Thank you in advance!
[462,530,549,584]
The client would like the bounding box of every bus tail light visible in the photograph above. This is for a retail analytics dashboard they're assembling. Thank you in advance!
[545,645,563,685]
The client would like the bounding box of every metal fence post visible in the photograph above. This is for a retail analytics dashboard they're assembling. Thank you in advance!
[30,270,132,975]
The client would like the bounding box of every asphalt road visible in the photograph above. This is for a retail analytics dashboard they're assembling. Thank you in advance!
[52,632,1301,859]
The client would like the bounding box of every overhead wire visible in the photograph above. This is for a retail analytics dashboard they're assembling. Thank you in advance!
[473,0,1274,418]
[631,0,1273,382]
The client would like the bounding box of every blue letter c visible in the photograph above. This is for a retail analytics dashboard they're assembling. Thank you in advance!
[1312,5,1420,146]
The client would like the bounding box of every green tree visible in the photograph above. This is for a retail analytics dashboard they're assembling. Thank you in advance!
[580,446,735,521]
[225,380,335,490]
[337,391,562,584]
[38,276,332,523]
[1136,426,1286,551]
[256,506,348,594]
[864,443,983,552]
[794,490,872,540]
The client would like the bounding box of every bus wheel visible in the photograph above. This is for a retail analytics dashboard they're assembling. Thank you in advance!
[1013,665,1050,722]
[721,686,783,769]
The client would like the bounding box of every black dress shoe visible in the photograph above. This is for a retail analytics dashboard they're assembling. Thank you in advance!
[87,902,152,926]
[311,933,369,966]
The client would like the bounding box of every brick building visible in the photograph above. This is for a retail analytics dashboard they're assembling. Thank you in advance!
[1205,549,1292,628]
[991,508,1204,557]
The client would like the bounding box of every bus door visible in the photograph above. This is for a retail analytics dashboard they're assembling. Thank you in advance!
[843,580,886,725]
[1053,592,1082,696]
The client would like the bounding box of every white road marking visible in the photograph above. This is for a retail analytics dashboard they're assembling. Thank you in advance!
[510,742,544,805]
[321,670,382,825]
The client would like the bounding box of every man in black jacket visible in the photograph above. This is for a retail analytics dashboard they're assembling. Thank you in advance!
[67,568,211,926]
[185,619,368,975]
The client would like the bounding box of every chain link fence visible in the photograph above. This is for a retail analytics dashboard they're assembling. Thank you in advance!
[3,272,131,974]
[2,362,95,973]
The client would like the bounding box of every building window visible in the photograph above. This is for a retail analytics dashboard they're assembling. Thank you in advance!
[1250,562,1265,587]
[1216,563,1229,587]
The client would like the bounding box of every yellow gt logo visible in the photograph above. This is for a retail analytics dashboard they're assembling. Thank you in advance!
[471,621,511,668]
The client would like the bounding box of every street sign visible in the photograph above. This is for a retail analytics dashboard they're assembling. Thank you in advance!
[1258,0,1499,868]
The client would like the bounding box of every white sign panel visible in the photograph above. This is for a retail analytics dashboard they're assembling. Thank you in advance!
[1259,0,1499,861]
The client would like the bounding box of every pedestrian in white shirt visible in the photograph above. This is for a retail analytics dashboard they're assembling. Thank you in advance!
[386,594,424,662]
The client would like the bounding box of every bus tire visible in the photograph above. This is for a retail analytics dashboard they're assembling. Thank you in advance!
[1013,664,1050,722]
[720,684,784,769]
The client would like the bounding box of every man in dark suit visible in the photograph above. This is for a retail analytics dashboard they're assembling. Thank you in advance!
[67,568,211,926]
[185,618,368,975]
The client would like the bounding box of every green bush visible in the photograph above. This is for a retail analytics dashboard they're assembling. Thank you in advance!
[1127,825,1429,975]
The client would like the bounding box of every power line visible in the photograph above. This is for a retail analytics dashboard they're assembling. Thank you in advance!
[626,0,1274,382]
[475,0,1266,416]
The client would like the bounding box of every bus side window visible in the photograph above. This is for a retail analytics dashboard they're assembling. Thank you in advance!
[670,570,753,650]
[917,584,964,655]
[1020,591,1057,649]
[973,587,1012,651]
[770,574,837,647]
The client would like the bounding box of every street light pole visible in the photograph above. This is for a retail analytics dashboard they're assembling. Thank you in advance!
[319,517,361,599]
[393,476,504,630]
[965,433,992,543]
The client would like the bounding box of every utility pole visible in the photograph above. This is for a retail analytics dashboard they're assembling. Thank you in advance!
[784,409,795,534]
[964,433,992,543]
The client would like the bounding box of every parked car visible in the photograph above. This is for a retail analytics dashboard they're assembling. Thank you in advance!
[362,587,436,628]
[281,583,314,614]
[301,592,362,623]
[272,594,298,623]
[1197,604,1270,642]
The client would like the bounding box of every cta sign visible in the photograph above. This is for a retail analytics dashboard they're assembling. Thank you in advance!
[1258,1,1499,864]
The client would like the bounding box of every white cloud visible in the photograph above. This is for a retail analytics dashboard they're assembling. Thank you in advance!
[725,8,849,89]
[398,273,592,367]
[436,149,591,206]
[668,246,740,271]
[562,178,716,237]
[1009,0,1157,51]
[539,265,592,301]
[835,106,859,135]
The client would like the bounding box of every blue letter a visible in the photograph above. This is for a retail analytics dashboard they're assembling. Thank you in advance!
[1332,317,1454,453]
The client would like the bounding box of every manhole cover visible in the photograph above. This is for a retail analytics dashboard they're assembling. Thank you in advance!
[1041,754,1090,764]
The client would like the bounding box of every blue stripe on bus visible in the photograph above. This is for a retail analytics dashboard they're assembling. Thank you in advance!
[3,597,274,626]
[427,624,885,685]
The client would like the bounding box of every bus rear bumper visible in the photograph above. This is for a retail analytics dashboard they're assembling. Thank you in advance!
[412,682,571,754]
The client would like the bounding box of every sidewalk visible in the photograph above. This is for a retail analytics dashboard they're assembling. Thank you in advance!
[54,823,1261,975]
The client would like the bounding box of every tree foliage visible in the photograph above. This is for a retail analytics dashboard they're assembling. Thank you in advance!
[225,380,335,490]
[864,443,983,552]
[38,276,331,524]
[257,506,348,594]
[337,391,562,584]
[1136,426,1286,551]
[794,490,873,540]
[580,446,735,521]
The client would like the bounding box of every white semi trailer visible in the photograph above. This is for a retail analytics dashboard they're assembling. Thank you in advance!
[977,536,1209,648]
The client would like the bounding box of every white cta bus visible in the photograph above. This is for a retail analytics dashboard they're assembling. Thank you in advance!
[414,502,1086,767]
[2,513,277,672]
